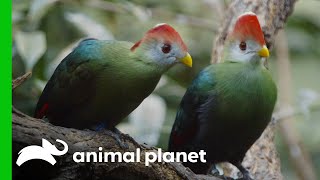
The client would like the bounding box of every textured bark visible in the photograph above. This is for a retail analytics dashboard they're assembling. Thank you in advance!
[210,0,297,180]
[12,108,220,180]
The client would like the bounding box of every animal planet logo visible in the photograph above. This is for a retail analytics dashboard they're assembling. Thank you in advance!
[16,139,68,166]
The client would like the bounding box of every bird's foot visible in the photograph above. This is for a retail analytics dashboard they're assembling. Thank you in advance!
[209,164,232,180]
[113,128,142,148]
[209,164,220,176]
[94,122,108,131]
[102,129,129,149]
[236,164,254,180]
[238,172,253,180]
[94,123,129,149]
[212,174,232,180]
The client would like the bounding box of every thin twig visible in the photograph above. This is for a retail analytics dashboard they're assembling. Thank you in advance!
[12,72,32,90]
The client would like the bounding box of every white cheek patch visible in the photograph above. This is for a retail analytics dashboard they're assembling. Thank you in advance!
[169,56,177,61]
[145,46,177,66]
[229,47,253,63]
[227,40,259,63]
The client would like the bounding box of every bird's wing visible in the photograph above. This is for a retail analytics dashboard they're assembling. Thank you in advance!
[168,68,216,151]
[34,39,109,120]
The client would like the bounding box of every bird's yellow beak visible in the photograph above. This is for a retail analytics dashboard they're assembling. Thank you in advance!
[258,45,269,58]
[179,53,192,67]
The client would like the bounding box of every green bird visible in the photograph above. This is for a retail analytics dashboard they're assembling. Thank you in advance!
[168,12,277,179]
[34,23,192,132]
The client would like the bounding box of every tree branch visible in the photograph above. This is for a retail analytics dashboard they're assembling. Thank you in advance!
[12,107,221,180]
[12,72,32,90]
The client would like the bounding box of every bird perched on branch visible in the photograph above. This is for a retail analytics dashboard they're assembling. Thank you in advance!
[168,12,277,180]
[34,24,192,134]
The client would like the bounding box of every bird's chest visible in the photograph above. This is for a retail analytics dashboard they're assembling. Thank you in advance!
[92,67,161,116]
[215,69,275,126]
[109,67,160,98]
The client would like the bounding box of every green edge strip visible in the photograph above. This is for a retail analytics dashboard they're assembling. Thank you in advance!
[1,1,12,180]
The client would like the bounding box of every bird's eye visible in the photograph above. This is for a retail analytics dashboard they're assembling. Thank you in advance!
[162,44,171,54]
[239,42,247,51]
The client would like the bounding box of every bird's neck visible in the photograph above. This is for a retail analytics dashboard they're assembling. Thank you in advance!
[225,56,266,70]
[222,45,265,68]
[132,47,171,74]
[249,56,267,67]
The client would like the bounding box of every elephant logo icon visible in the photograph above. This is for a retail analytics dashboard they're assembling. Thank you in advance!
[16,139,68,166]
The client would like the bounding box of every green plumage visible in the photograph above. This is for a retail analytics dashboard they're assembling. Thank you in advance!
[169,61,277,173]
[35,23,192,130]
[35,39,168,129]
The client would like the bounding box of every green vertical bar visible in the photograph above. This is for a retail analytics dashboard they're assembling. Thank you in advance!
[0,1,12,180]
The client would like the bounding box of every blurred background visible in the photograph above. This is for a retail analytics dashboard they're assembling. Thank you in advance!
[12,0,320,179]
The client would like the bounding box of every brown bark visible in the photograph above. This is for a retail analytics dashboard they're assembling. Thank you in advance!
[12,108,220,180]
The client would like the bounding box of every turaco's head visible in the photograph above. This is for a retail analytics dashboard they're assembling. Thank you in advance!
[131,23,192,68]
[224,12,269,66]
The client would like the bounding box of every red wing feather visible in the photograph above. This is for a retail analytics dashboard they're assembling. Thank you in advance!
[35,103,49,119]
